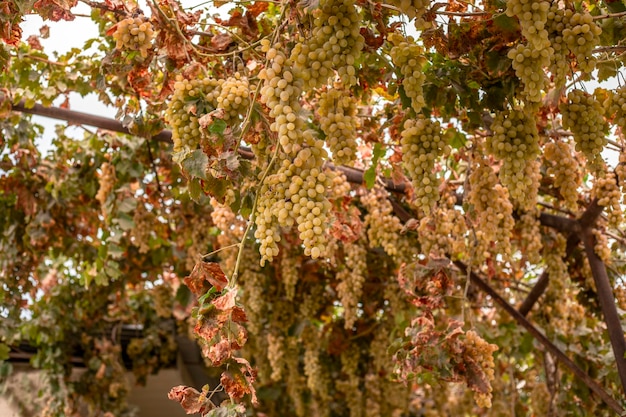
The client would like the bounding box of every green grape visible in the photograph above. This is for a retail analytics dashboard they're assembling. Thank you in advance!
[290,0,364,89]
[361,186,403,256]
[544,140,581,211]
[507,43,552,103]
[390,36,426,113]
[561,10,601,73]
[112,16,155,58]
[606,86,626,131]
[468,156,515,261]
[593,172,622,227]
[165,76,221,151]
[560,89,608,173]
[217,72,251,122]
[254,139,333,265]
[505,0,551,49]
[259,40,306,155]
[318,88,358,166]
[389,0,430,22]
[486,108,540,207]
[400,116,449,214]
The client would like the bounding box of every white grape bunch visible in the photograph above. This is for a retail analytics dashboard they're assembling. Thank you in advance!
[400,116,449,214]
[507,43,552,103]
[486,108,540,207]
[560,89,608,173]
[291,0,364,89]
[505,0,550,50]
[318,89,358,166]
[390,35,427,113]
[112,16,155,58]
[165,76,221,151]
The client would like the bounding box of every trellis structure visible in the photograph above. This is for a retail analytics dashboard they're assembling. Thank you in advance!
[10,100,626,414]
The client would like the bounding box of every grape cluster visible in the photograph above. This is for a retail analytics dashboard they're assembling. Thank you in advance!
[336,241,367,329]
[593,226,611,263]
[593,172,622,227]
[318,89,358,166]
[507,43,552,103]
[546,5,571,87]
[547,6,601,82]
[516,210,542,265]
[130,203,156,254]
[328,170,352,201]
[112,16,155,58]
[390,36,427,113]
[266,332,285,382]
[463,330,498,408]
[486,108,540,207]
[217,73,250,122]
[544,140,581,211]
[505,0,550,49]
[279,254,299,301]
[361,186,403,256]
[560,89,608,173]
[468,158,514,261]
[165,76,221,151]
[607,86,626,130]
[290,0,364,89]
[389,0,430,21]
[96,161,116,208]
[561,10,601,73]
[259,41,305,155]
[254,141,333,265]
[401,117,449,214]
[417,193,466,258]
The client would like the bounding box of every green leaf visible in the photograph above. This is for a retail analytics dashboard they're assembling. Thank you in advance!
[182,149,209,180]
[0,343,10,361]
[445,128,466,149]
[208,119,228,136]
[188,178,203,202]
[364,143,385,189]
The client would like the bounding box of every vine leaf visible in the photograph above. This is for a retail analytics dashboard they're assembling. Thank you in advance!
[220,357,258,404]
[33,0,76,22]
[364,142,385,189]
[184,261,228,296]
[168,385,215,415]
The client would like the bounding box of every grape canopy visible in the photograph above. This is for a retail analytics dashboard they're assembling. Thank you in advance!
[2,0,626,416]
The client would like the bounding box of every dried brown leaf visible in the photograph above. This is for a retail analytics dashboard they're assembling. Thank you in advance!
[168,385,215,415]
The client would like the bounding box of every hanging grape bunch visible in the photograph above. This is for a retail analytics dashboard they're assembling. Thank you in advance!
[560,89,608,173]
[112,16,155,58]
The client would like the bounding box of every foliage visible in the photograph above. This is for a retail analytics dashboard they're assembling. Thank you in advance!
[1,0,626,416]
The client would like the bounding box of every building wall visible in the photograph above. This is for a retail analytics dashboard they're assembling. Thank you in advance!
[0,368,190,417]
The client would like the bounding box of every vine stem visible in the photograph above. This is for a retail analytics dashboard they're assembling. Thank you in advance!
[593,10,626,20]
[202,243,241,260]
